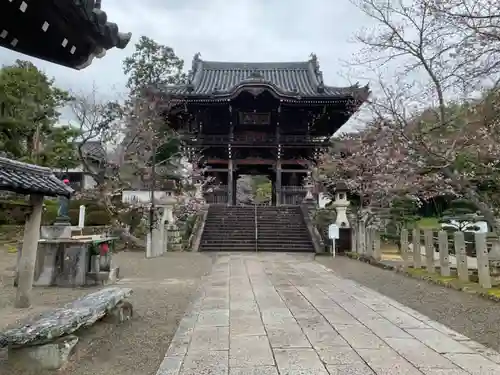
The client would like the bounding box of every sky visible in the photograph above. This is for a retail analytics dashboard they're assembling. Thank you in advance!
[0,0,375,130]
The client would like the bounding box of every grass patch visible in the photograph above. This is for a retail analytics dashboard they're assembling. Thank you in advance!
[407,267,428,276]
[486,288,500,297]
[417,217,440,229]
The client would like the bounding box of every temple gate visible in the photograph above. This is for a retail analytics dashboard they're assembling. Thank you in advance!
[151,54,368,205]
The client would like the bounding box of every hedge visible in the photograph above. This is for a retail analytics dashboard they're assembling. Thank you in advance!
[0,198,112,226]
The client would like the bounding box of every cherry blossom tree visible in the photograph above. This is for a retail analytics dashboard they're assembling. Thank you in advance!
[70,89,183,247]
[343,0,500,232]
[69,37,207,248]
[316,121,447,229]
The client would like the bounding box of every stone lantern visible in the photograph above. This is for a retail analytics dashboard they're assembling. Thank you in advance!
[332,182,350,228]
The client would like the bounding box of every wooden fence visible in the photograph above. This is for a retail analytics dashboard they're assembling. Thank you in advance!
[353,227,500,289]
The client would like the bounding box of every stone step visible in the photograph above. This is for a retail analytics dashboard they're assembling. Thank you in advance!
[200,247,257,251]
[200,204,314,253]
[200,245,257,250]
[202,231,255,234]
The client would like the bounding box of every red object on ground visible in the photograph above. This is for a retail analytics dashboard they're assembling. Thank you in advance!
[100,243,110,255]
[63,179,70,184]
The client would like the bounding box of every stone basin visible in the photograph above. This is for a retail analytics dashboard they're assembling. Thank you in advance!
[15,236,119,287]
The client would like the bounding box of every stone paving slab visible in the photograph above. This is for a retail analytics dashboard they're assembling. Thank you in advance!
[156,253,500,375]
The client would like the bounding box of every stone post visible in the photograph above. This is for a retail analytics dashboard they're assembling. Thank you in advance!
[438,230,451,277]
[424,229,435,273]
[194,183,204,200]
[372,231,381,261]
[365,228,372,256]
[358,221,366,254]
[454,231,469,282]
[15,194,44,308]
[351,227,357,254]
[400,229,410,268]
[474,232,491,289]
[412,228,421,269]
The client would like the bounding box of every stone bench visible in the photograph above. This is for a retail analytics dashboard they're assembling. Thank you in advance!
[0,287,133,370]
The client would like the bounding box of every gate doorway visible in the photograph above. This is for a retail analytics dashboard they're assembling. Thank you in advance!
[236,174,272,205]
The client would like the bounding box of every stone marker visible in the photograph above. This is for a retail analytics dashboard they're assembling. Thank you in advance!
[0,287,132,348]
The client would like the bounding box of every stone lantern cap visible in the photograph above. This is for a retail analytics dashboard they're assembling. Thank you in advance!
[334,182,348,192]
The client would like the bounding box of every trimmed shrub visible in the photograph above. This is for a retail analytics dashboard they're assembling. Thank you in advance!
[0,198,113,226]
[85,210,112,226]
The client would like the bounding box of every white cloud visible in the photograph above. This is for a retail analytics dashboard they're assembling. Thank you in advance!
[0,0,375,130]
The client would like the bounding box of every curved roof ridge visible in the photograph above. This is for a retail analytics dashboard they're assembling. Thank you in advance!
[199,60,311,70]
[162,54,369,101]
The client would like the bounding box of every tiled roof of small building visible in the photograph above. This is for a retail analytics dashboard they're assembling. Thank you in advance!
[159,54,369,101]
[0,157,73,197]
[80,141,106,160]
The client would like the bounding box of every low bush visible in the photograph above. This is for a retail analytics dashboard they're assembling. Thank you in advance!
[0,198,112,226]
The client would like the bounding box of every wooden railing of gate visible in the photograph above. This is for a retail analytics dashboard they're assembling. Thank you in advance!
[281,186,307,205]
[204,185,228,204]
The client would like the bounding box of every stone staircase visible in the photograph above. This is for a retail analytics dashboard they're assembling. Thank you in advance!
[199,205,314,252]
[256,206,314,252]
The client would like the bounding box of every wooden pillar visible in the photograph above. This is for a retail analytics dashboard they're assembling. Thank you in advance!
[276,105,281,206]
[228,104,234,205]
[232,169,237,205]
[275,160,282,206]
[228,160,234,205]
[15,194,44,308]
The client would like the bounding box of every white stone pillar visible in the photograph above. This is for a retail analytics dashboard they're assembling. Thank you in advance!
[78,205,86,228]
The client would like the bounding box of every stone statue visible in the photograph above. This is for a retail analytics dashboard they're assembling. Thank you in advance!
[57,196,69,217]
[54,179,71,226]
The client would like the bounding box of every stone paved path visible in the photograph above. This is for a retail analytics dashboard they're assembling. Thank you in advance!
[155,253,500,375]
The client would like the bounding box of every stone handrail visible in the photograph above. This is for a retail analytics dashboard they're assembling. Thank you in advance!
[300,204,325,254]
[189,206,208,252]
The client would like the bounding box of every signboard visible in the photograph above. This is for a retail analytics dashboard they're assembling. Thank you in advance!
[328,224,339,239]
[239,112,270,125]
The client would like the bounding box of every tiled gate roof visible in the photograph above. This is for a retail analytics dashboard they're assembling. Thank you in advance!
[160,54,369,101]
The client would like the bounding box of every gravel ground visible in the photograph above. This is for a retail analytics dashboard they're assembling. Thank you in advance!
[317,255,500,352]
[1,250,214,375]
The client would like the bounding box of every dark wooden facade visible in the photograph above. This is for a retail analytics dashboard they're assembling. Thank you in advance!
[156,54,369,205]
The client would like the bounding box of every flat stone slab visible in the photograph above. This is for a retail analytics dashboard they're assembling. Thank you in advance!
[1,287,132,348]
[155,253,500,375]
